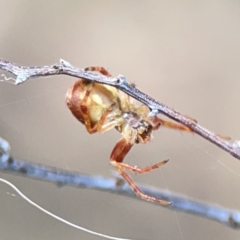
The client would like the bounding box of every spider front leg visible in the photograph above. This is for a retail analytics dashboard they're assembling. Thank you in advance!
[151,116,195,132]
[152,116,230,140]
[110,138,171,205]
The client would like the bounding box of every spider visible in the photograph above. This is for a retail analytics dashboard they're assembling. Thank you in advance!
[65,67,228,205]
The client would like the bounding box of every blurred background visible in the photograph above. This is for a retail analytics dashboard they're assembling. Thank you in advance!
[0,1,240,239]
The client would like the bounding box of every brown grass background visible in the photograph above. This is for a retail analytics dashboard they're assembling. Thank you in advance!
[0,1,240,239]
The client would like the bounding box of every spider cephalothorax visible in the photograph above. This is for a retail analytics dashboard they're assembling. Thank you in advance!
[66,66,221,205]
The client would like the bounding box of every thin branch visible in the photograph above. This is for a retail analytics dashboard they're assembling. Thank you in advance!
[0,136,240,229]
[0,58,239,161]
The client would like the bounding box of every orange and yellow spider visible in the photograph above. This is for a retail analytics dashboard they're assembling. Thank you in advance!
[65,67,227,205]
[65,66,192,205]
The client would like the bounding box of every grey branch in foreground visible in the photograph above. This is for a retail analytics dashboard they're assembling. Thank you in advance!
[0,137,240,229]
[0,58,239,161]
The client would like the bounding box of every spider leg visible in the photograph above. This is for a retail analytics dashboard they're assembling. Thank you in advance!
[152,116,230,140]
[110,138,168,174]
[110,138,170,205]
[215,134,231,140]
[152,116,194,132]
[114,160,169,174]
[85,66,112,77]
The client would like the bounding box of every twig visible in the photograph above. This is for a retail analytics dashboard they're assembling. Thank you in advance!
[0,58,239,161]
[0,136,240,229]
